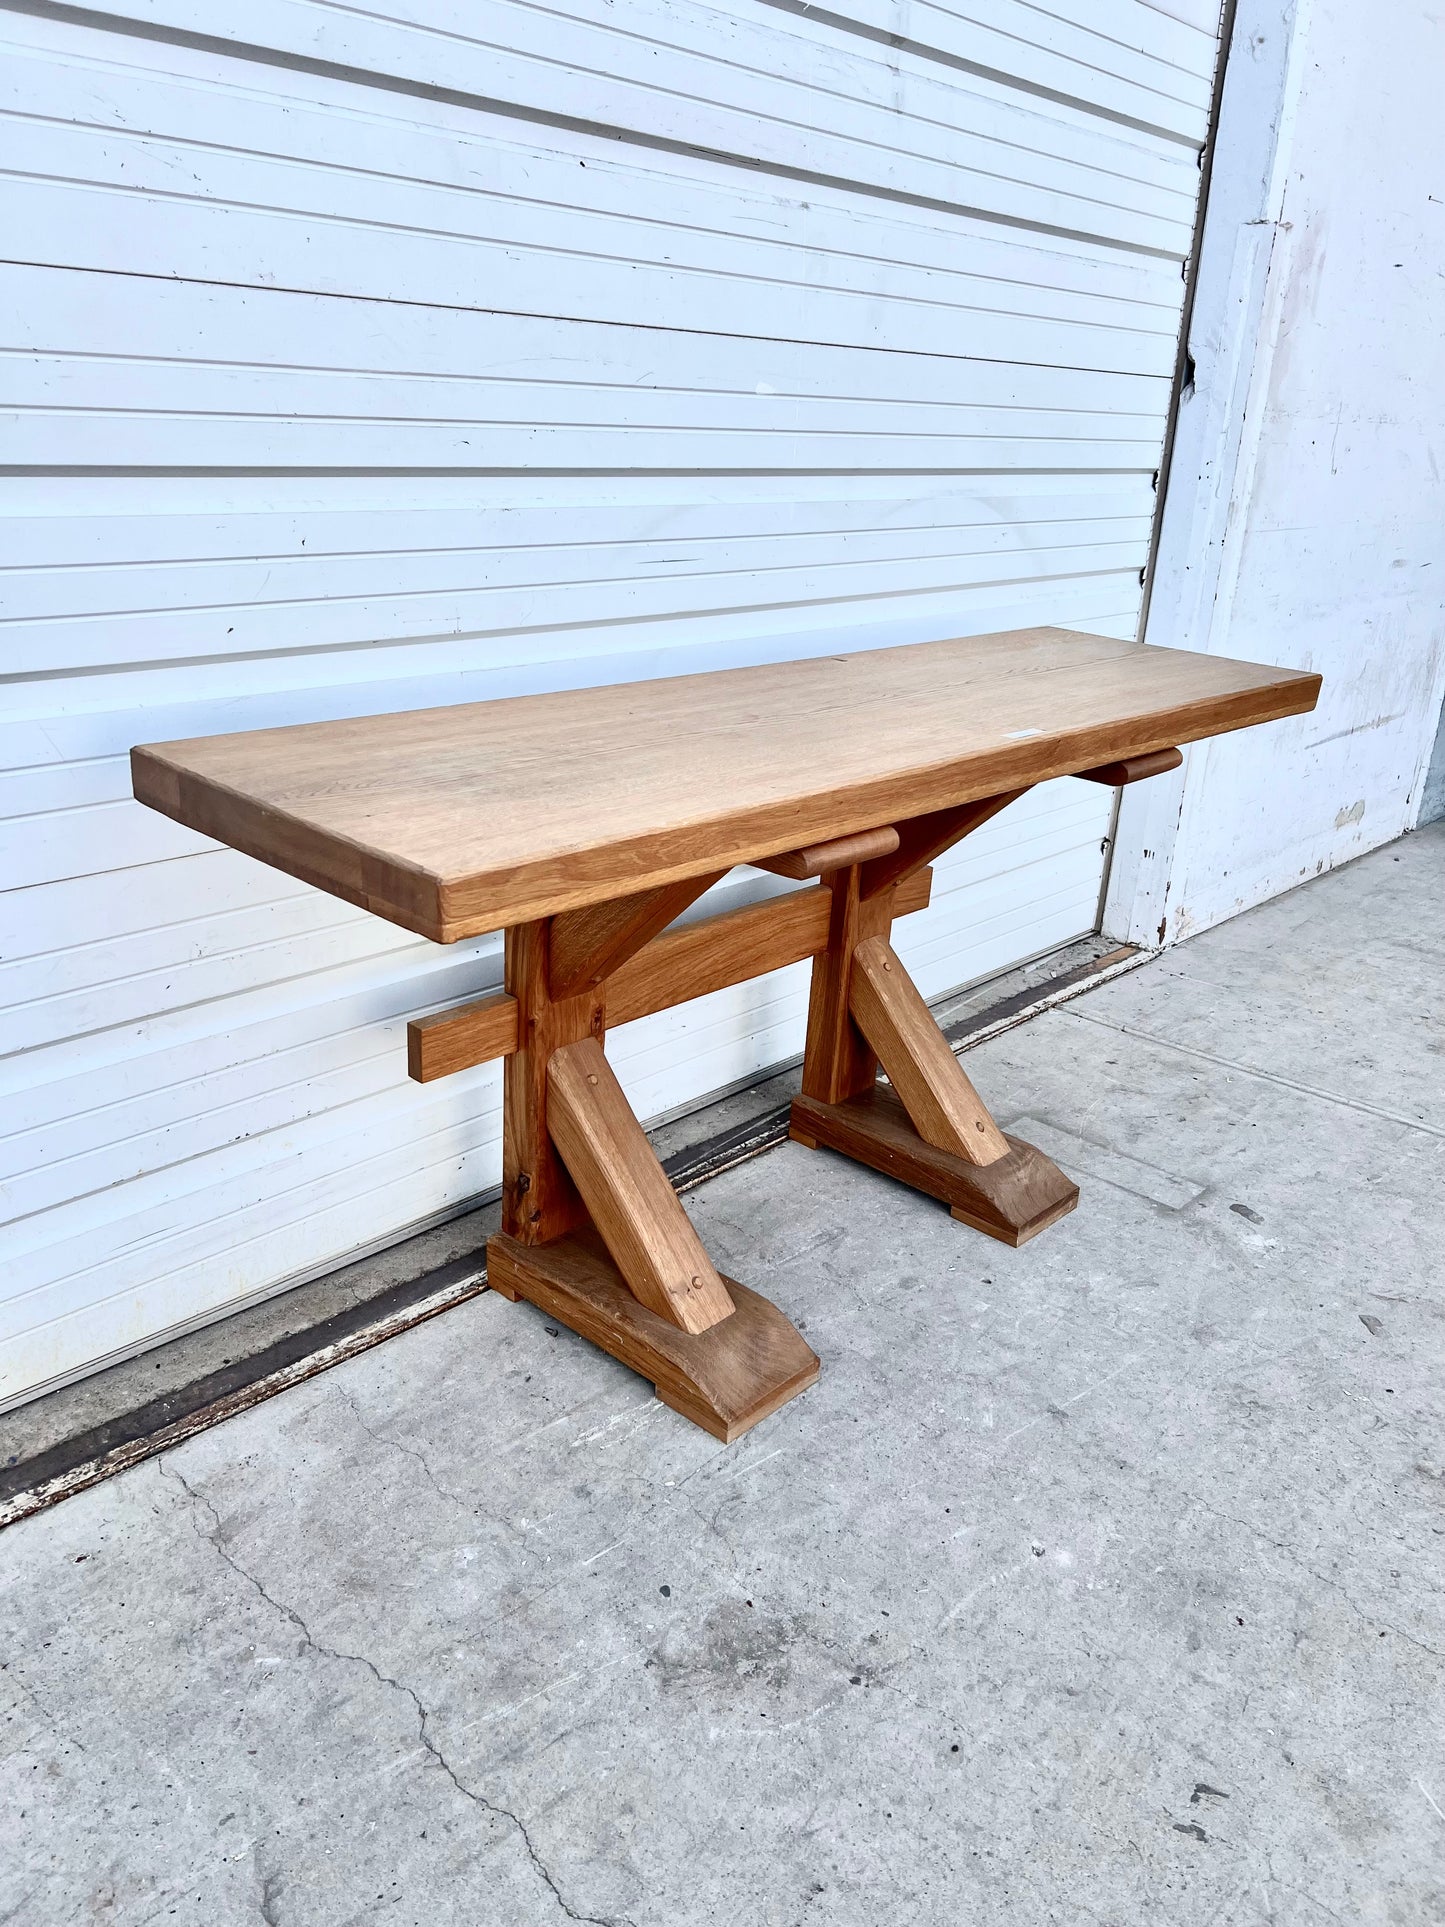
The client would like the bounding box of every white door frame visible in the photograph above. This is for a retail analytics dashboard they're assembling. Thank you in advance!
[1103,0,1313,947]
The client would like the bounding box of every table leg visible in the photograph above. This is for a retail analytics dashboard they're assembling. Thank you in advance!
[500,919,602,1245]
[790,864,1077,1246]
[489,915,818,1440]
[798,861,894,1104]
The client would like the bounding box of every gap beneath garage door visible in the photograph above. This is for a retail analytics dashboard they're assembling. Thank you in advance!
[0,934,1143,1528]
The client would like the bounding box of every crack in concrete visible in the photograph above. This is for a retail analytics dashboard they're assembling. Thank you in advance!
[328,1378,477,1520]
[2,1658,86,1754]
[253,1854,283,1927]
[670,1480,742,1574]
[1264,1854,1350,1925]
[159,1458,632,1927]
[0,1888,47,1927]
[1191,1496,1444,1660]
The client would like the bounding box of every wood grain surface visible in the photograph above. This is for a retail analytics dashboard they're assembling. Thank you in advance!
[486,1228,819,1443]
[132,629,1320,941]
[548,872,725,1001]
[406,864,933,1083]
[799,864,894,1106]
[499,920,602,1245]
[790,1086,1079,1247]
[546,1037,735,1334]
[1074,746,1184,786]
[755,825,899,880]
[859,789,1029,901]
[847,936,1011,1165]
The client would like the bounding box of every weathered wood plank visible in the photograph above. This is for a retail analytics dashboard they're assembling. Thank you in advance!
[132,630,1321,941]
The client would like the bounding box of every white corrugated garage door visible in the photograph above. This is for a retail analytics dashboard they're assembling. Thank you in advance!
[0,0,1223,1406]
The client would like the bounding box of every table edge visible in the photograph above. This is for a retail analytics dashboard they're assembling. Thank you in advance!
[132,669,1321,944]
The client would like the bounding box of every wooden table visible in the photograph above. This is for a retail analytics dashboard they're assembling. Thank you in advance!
[133,628,1319,1440]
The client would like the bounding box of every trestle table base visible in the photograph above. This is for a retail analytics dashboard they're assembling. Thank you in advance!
[487,1228,820,1442]
[789,1086,1078,1247]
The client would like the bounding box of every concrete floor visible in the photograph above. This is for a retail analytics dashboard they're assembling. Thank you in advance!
[3,827,1443,1926]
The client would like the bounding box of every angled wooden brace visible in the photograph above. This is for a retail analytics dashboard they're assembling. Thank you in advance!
[790,793,1078,1246]
[847,937,1009,1165]
[486,879,819,1441]
[859,789,1030,900]
[548,872,727,1000]
[797,789,1030,1111]
[545,1036,735,1335]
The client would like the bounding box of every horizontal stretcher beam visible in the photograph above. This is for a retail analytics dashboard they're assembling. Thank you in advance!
[407,864,933,1084]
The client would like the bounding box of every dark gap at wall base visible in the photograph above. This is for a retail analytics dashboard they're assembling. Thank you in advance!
[0,1251,491,1526]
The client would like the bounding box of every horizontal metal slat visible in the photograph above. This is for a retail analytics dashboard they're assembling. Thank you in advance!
[21,0,1199,251]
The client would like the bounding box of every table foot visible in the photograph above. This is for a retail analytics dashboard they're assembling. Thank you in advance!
[487,1228,820,1442]
[789,1084,1078,1247]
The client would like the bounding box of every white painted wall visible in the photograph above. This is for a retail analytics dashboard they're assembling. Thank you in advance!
[1,1,1223,1407]
[1108,0,1445,944]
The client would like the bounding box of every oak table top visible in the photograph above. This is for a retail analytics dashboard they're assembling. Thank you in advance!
[131,627,1320,943]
